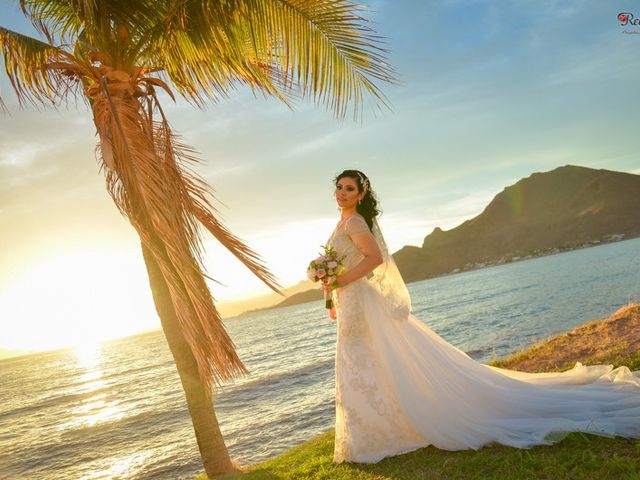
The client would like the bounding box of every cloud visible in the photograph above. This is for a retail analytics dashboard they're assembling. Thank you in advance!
[0,142,45,168]
[0,163,61,190]
[281,130,344,159]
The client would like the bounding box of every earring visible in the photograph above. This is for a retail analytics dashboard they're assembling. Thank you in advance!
[358,198,362,205]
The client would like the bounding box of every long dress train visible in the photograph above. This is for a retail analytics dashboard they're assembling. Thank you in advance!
[328,214,640,464]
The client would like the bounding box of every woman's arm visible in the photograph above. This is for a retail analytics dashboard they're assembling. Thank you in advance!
[323,217,382,321]
[324,229,381,320]
[324,216,383,291]
[336,229,383,287]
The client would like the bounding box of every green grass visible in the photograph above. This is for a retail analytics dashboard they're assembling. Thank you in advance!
[205,429,640,480]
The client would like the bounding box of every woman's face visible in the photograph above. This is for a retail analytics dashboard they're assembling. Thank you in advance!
[335,176,363,209]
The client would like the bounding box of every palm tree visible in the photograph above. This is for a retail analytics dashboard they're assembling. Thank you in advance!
[1,0,394,477]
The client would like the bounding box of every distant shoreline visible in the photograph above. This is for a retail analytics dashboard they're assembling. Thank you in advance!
[436,233,633,276]
[245,234,639,316]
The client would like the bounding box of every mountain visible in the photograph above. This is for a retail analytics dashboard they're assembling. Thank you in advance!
[256,288,323,312]
[394,165,640,282]
[219,279,317,318]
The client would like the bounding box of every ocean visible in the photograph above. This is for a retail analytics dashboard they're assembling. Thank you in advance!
[2,237,640,479]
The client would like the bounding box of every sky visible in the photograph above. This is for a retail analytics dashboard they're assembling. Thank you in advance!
[1,0,639,356]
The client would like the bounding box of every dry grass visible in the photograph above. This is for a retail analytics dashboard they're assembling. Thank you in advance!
[490,303,640,372]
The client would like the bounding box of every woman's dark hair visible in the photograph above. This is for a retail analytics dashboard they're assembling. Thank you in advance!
[334,170,380,231]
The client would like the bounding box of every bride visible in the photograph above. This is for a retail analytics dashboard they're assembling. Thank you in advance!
[324,169,640,464]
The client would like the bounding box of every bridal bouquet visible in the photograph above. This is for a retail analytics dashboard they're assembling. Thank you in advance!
[307,246,345,309]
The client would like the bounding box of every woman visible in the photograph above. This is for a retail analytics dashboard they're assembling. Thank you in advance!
[324,169,640,464]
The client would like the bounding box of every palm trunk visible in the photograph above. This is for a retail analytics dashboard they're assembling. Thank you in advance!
[141,242,235,478]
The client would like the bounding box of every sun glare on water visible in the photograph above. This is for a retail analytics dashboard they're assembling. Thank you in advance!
[53,339,129,433]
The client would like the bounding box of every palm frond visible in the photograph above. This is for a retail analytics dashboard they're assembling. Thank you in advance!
[0,26,73,108]
[150,96,283,293]
[15,0,393,116]
[171,0,393,116]
[133,4,280,107]
[92,78,282,389]
[241,0,396,118]
[19,0,158,47]
[134,0,393,116]
[19,0,83,45]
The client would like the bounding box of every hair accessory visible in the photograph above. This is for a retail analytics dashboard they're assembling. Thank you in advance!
[356,172,369,194]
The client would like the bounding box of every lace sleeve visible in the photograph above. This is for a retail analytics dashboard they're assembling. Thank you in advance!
[344,215,370,236]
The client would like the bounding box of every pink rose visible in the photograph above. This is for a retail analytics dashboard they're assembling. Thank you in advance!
[315,255,326,264]
[328,261,338,269]
[316,269,326,278]
[307,268,317,280]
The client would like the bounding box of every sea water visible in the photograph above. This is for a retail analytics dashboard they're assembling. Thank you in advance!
[2,238,639,479]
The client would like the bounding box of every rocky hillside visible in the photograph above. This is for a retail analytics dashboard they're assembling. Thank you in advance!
[395,165,640,282]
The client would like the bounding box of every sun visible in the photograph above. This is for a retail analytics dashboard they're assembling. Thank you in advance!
[74,338,103,368]
[0,248,159,354]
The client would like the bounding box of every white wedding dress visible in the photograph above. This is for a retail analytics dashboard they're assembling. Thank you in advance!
[327,214,640,464]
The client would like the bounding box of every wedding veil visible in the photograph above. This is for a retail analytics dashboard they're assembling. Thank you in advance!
[370,218,412,319]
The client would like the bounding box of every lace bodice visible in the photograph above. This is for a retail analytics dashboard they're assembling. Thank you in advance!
[326,214,370,271]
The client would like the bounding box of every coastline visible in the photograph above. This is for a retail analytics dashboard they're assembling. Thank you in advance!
[204,303,640,479]
[248,234,639,316]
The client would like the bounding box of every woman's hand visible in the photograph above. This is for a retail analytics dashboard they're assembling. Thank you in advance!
[322,280,339,321]
[322,276,343,292]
